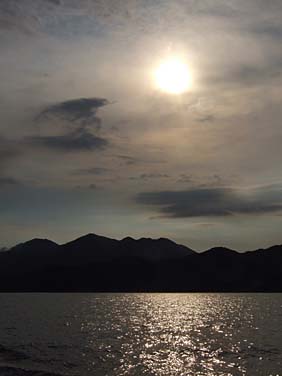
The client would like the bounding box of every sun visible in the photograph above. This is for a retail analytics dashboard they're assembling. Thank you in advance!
[154,58,192,94]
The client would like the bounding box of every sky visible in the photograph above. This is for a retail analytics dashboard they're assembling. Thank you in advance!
[1,0,282,251]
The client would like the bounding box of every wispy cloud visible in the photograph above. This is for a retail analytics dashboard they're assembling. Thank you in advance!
[74,167,110,175]
[130,173,170,180]
[37,98,109,128]
[0,136,21,173]
[29,128,108,152]
[30,97,110,152]
[136,185,282,218]
[0,177,20,186]
[117,155,166,166]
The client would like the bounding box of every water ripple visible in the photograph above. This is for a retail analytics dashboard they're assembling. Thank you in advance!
[0,293,282,375]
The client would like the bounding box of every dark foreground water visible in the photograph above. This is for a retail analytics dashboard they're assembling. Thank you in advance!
[0,294,281,376]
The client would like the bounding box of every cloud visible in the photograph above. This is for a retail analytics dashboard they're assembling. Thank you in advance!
[253,24,282,40]
[74,167,110,175]
[0,136,21,172]
[88,183,99,190]
[45,0,61,5]
[37,98,109,128]
[30,97,110,152]
[0,177,20,186]
[178,174,193,184]
[0,1,39,35]
[136,186,282,218]
[29,128,108,152]
[130,173,170,180]
[197,115,215,123]
[117,155,166,166]
[0,146,18,164]
[205,62,282,89]
[232,64,282,85]
[177,174,225,186]
[117,155,139,165]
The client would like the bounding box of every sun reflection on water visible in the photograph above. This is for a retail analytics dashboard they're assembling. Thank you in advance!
[116,294,246,375]
[79,293,282,376]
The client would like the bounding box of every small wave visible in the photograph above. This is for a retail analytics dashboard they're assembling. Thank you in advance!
[0,345,29,362]
[239,345,281,360]
[0,365,64,376]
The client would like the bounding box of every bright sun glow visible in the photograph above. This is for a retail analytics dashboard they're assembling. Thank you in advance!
[154,58,192,94]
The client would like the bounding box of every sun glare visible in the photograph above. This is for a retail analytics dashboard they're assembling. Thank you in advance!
[154,58,192,94]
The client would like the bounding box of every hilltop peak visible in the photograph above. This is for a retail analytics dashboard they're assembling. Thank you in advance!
[64,233,116,245]
[122,236,135,242]
[203,247,238,256]
[10,238,58,251]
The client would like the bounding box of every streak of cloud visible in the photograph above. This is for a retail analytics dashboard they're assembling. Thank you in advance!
[136,186,282,218]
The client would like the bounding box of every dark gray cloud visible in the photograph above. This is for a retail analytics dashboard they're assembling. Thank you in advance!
[45,0,61,5]
[136,186,282,218]
[207,60,282,88]
[140,173,169,179]
[130,173,170,180]
[0,177,20,186]
[0,1,38,34]
[29,128,108,152]
[178,174,193,184]
[117,155,139,165]
[117,155,166,166]
[233,64,282,84]
[37,98,109,128]
[197,115,215,123]
[88,183,99,190]
[0,146,18,164]
[30,97,110,152]
[0,137,21,172]
[252,24,282,40]
[74,167,110,175]
[0,0,240,40]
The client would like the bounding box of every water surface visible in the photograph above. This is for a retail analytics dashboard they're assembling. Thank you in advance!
[0,293,281,375]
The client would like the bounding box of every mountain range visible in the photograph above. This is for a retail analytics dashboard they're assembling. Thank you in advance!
[0,234,282,292]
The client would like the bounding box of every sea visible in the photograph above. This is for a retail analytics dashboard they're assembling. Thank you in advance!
[0,293,281,376]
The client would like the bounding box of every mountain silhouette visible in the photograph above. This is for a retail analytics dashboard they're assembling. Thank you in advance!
[0,233,281,292]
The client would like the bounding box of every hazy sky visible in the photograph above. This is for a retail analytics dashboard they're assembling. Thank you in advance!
[1,0,282,250]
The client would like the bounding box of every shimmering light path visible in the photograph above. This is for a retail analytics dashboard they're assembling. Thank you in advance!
[0,294,281,375]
